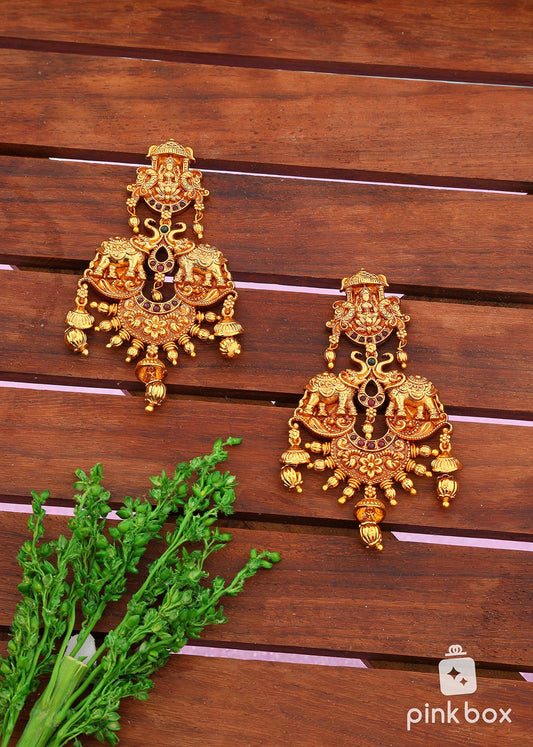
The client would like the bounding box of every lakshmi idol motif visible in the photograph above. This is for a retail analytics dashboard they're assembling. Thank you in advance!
[280,270,461,551]
[64,141,242,411]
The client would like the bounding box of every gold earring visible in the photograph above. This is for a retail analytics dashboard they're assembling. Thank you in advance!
[280,269,461,551]
[64,140,242,411]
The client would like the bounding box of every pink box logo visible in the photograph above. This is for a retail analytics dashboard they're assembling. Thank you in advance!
[439,644,477,695]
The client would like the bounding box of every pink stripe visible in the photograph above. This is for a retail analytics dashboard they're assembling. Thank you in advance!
[450,414,533,427]
[235,281,342,296]
[50,158,526,194]
[393,532,533,552]
[0,503,120,520]
[178,646,367,668]
[234,281,403,298]
[0,381,128,396]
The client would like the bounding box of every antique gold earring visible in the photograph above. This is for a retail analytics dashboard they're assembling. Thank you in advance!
[64,140,242,411]
[280,270,461,550]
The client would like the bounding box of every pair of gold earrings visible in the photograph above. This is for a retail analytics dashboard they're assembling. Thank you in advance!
[65,141,461,549]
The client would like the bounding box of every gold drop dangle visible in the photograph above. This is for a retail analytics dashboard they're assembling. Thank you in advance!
[64,140,243,411]
[280,269,461,551]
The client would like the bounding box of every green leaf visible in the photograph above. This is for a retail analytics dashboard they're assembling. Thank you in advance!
[224,436,242,446]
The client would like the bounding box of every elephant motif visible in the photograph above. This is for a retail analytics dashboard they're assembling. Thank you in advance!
[91,237,146,280]
[301,372,357,418]
[176,243,229,287]
[386,375,443,420]
[300,358,371,417]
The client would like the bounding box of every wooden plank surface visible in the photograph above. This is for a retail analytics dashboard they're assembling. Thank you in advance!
[0,516,531,667]
[1,270,530,414]
[1,0,532,81]
[88,657,533,746]
[1,0,531,741]
[8,656,529,746]
[0,388,531,536]
[1,51,532,185]
[1,157,532,298]
[5,653,529,746]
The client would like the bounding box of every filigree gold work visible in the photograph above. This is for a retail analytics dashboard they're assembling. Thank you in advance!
[280,270,461,551]
[64,140,243,411]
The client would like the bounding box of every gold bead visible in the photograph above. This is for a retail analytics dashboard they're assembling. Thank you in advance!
[219,337,241,358]
[144,380,167,412]
[280,465,303,492]
[324,349,336,369]
[64,327,88,354]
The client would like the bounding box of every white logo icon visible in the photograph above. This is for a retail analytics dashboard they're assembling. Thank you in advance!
[438,645,477,696]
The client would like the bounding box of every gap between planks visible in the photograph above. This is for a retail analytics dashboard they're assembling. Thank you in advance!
[3,264,533,310]
[0,625,529,683]
[0,144,531,195]
[1,496,532,552]
[53,156,530,195]
[0,35,532,88]
[3,376,533,428]
[0,378,531,424]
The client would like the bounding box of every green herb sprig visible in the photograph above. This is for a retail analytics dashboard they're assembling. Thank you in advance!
[0,438,280,746]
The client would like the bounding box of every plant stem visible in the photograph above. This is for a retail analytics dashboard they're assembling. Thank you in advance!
[41,604,77,709]
[16,657,89,747]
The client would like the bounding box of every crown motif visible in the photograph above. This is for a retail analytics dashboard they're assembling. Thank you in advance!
[147,140,194,159]
[341,269,388,290]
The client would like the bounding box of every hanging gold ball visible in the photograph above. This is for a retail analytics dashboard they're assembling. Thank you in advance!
[397,350,408,368]
[64,327,88,355]
[280,465,303,492]
[144,380,167,412]
[219,337,241,358]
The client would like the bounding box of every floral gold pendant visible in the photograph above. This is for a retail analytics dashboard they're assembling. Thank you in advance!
[64,141,242,411]
[280,270,461,550]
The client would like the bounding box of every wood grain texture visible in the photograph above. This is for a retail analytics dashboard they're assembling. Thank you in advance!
[87,657,533,746]
[1,156,532,298]
[0,388,531,536]
[0,0,531,739]
[1,50,532,185]
[1,269,530,414]
[1,0,532,80]
[9,656,530,746]
[0,516,531,667]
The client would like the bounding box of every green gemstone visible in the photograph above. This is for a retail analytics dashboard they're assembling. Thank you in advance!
[160,225,169,234]
[367,357,376,366]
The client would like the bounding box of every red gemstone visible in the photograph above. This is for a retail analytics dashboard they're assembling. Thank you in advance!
[157,264,164,272]
[143,302,151,310]
[368,398,376,407]
[367,442,375,449]
[357,439,365,447]
[378,440,386,447]
[153,305,160,312]
[163,303,171,311]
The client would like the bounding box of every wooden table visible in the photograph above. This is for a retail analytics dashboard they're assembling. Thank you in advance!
[0,2,532,744]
